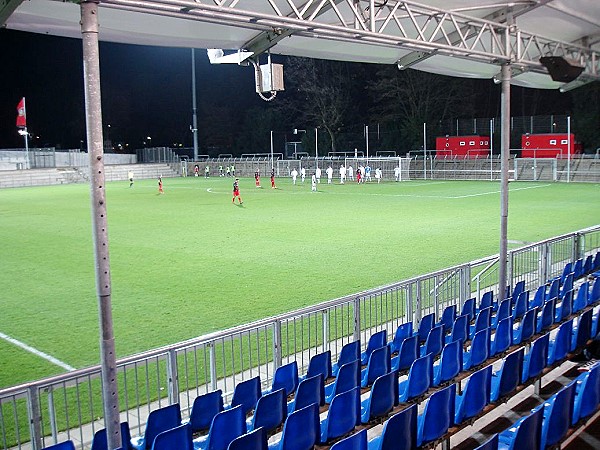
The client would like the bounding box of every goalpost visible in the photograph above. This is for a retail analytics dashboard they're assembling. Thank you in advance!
[343,156,411,181]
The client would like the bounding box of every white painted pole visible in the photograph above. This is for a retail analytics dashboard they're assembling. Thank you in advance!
[499,63,511,303]
[315,128,318,168]
[24,126,30,169]
[366,125,369,164]
[490,119,493,181]
[270,130,274,169]
[423,122,427,180]
[567,116,571,182]
[191,49,199,161]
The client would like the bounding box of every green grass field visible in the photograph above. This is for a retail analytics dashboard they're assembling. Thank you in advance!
[0,177,599,388]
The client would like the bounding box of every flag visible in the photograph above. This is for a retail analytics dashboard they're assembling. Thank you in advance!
[16,97,26,128]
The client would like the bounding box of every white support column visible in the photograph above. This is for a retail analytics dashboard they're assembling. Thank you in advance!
[499,63,511,302]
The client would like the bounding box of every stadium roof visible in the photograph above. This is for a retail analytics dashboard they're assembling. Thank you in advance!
[2,0,599,91]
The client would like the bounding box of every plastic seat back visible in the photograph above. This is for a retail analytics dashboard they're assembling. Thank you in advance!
[227,427,266,450]
[360,371,397,424]
[272,403,319,450]
[573,363,600,424]
[595,252,600,272]
[584,254,593,275]
[325,359,360,403]
[271,361,298,397]
[548,319,573,365]
[416,313,435,343]
[393,335,418,372]
[398,353,432,402]
[461,298,475,323]
[573,258,584,279]
[471,307,492,340]
[439,305,456,334]
[560,262,573,285]
[389,322,413,354]
[455,366,492,424]
[522,333,549,384]
[42,442,76,450]
[541,381,577,449]
[433,340,462,386]
[231,376,261,416]
[546,278,560,301]
[420,325,444,358]
[248,388,287,434]
[189,391,224,434]
[480,291,493,311]
[288,374,324,414]
[591,278,600,305]
[447,314,468,345]
[320,387,360,444]
[361,330,387,365]
[200,405,245,450]
[306,351,332,381]
[491,316,512,356]
[536,298,555,333]
[492,300,510,329]
[91,422,133,450]
[512,281,525,306]
[573,281,590,313]
[151,424,192,450]
[498,405,543,450]
[555,290,573,322]
[140,404,181,450]
[332,341,361,376]
[530,285,545,310]
[491,349,524,402]
[513,307,536,345]
[369,404,417,450]
[473,434,498,450]
[572,309,593,352]
[330,429,367,450]
[361,345,391,387]
[417,384,456,447]
[464,328,490,370]
[512,291,528,321]
[561,272,574,298]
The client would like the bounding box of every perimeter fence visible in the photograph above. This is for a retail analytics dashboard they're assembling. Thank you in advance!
[1,226,599,450]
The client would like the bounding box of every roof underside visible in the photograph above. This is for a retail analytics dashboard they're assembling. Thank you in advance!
[3,0,600,90]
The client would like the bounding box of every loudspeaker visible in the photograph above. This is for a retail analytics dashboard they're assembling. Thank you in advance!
[540,56,584,83]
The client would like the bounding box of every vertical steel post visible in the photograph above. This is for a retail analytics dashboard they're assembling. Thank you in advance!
[353,298,361,343]
[567,115,571,182]
[209,343,218,391]
[273,320,282,371]
[191,49,199,162]
[27,387,42,450]
[423,123,427,180]
[322,310,328,352]
[80,3,121,449]
[499,63,511,303]
[167,349,179,405]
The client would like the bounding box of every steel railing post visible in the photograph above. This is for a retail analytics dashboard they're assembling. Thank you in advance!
[27,386,43,450]
[167,349,179,405]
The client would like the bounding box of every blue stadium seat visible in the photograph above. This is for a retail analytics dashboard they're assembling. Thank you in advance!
[521,333,549,384]
[246,388,286,434]
[540,381,576,449]
[594,252,600,272]
[511,281,525,307]
[455,365,492,425]
[332,341,361,377]
[463,328,490,371]
[473,434,498,450]
[415,313,435,344]
[287,374,324,414]
[267,403,319,450]
[320,387,360,444]
[573,281,590,313]
[367,404,417,450]
[491,349,524,402]
[91,422,133,450]
[558,262,573,286]
[536,298,555,333]
[497,405,543,450]
[584,254,593,276]
[228,427,266,450]
[361,345,391,388]
[42,442,76,450]
[419,325,444,358]
[491,300,511,329]
[188,391,224,434]
[437,304,456,334]
[398,353,432,403]
[417,383,456,447]
[479,291,494,311]
[433,340,462,387]
[193,405,245,450]
[548,319,573,365]
[591,278,600,305]
[331,430,367,450]
[360,371,398,424]
[490,317,512,356]
[573,258,584,279]
[470,307,492,340]
[391,335,418,373]
[389,322,413,355]
[361,330,387,365]
[555,290,573,323]
[151,424,192,450]
[268,361,298,398]
[131,404,181,450]
[512,307,536,345]
[529,285,545,310]
[446,314,469,345]
[571,309,593,352]
[511,291,528,322]
[301,350,332,382]
[572,362,600,425]
[325,359,360,403]
[560,272,574,299]
[229,376,261,416]
[546,278,560,301]
[461,298,476,324]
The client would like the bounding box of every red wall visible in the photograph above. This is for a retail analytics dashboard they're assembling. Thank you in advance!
[435,135,490,158]
[521,133,581,158]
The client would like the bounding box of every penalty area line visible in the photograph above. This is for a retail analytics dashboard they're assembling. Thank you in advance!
[0,330,75,372]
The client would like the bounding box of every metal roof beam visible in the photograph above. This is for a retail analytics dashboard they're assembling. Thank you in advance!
[0,0,23,27]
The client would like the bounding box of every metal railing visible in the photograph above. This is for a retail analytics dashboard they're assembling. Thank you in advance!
[1,226,599,450]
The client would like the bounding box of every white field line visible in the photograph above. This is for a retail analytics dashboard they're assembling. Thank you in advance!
[448,183,552,199]
[0,331,75,371]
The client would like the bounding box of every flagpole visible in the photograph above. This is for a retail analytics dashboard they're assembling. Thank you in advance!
[23,97,29,169]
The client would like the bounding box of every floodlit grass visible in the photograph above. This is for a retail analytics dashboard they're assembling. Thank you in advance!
[0,177,599,388]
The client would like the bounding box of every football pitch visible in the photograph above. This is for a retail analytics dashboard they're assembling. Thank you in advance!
[0,176,599,389]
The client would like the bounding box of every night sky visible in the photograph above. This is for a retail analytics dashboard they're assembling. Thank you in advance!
[0,29,261,150]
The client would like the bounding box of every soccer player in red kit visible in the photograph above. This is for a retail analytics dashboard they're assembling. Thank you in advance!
[158,176,164,194]
[255,170,261,188]
[271,168,276,188]
[232,178,243,204]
